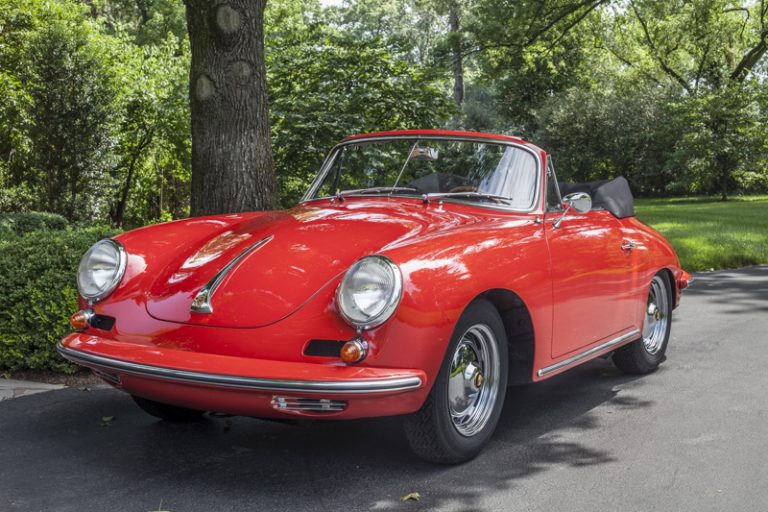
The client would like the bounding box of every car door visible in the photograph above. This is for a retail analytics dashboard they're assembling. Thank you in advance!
[543,162,636,359]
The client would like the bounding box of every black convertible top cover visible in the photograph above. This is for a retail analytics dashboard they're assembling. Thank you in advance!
[558,176,635,219]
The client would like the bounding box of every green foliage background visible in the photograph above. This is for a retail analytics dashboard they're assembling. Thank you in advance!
[0,218,118,373]
[3,0,768,227]
[0,0,456,225]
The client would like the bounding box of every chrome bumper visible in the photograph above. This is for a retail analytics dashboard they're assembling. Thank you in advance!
[56,343,423,394]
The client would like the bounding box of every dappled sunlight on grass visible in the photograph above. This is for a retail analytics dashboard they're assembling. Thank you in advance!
[636,196,768,271]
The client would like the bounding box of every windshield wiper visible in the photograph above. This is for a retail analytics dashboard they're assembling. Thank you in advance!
[334,187,419,202]
[421,192,513,205]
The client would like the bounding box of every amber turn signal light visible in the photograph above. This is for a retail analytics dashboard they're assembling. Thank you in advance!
[340,338,367,364]
[69,310,92,331]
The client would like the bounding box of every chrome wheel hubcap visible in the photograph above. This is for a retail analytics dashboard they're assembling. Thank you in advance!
[643,276,669,355]
[447,324,500,437]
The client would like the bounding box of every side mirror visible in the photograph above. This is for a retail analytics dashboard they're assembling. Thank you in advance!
[554,192,592,228]
[562,192,592,213]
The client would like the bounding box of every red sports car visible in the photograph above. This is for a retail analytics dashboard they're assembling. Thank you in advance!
[59,130,690,463]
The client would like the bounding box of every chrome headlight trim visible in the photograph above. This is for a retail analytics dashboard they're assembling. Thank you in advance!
[336,255,403,330]
[76,239,127,304]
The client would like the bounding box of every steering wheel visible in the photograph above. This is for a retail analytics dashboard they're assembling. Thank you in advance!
[448,186,478,193]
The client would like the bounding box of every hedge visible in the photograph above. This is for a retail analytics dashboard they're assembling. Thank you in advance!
[0,225,119,373]
[0,212,69,237]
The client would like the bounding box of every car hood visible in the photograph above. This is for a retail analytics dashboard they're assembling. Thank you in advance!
[144,199,483,328]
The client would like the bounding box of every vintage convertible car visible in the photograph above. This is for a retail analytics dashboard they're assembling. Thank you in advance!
[59,129,691,463]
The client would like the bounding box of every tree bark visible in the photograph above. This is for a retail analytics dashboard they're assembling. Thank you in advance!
[709,116,732,201]
[448,2,464,107]
[184,0,278,216]
[716,149,730,201]
[111,152,139,227]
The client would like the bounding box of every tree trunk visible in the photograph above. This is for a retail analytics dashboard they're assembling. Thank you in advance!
[719,164,730,201]
[111,153,139,227]
[709,114,731,202]
[184,0,278,216]
[449,2,464,107]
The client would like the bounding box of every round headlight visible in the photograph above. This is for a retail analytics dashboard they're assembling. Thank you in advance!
[77,239,126,303]
[337,255,403,329]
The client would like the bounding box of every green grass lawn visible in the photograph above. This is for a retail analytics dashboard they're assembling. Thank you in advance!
[635,196,768,272]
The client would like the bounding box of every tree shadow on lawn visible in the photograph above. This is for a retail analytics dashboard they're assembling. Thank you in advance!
[0,360,655,512]
[637,196,768,207]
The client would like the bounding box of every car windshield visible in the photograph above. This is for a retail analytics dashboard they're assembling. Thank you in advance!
[307,138,539,210]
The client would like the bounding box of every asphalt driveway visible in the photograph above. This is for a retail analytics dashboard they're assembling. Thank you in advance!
[2,266,767,512]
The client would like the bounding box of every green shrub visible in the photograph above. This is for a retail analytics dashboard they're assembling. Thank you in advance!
[0,211,69,237]
[0,226,118,373]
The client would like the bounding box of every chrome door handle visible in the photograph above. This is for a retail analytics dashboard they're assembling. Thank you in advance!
[620,240,637,252]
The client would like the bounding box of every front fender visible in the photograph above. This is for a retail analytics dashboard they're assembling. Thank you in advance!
[368,218,553,383]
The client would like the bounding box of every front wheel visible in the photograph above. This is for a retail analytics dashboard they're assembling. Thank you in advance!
[132,395,205,421]
[404,299,508,464]
[613,272,672,375]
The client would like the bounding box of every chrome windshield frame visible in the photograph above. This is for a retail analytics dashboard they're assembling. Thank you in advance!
[300,135,543,214]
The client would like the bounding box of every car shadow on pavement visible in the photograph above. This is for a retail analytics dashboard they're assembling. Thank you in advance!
[0,358,656,512]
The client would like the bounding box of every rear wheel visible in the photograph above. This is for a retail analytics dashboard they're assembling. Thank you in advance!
[404,300,508,463]
[613,272,672,375]
[132,395,205,421]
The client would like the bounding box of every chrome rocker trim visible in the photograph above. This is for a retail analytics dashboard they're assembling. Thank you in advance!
[537,329,641,377]
[57,343,423,394]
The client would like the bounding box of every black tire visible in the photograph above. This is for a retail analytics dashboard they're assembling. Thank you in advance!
[132,395,205,421]
[404,299,508,464]
[613,272,672,375]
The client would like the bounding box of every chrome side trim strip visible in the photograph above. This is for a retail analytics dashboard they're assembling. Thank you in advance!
[537,329,641,378]
[56,344,423,394]
[190,235,274,314]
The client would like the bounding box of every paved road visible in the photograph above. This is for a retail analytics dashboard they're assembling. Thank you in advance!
[2,266,767,512]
